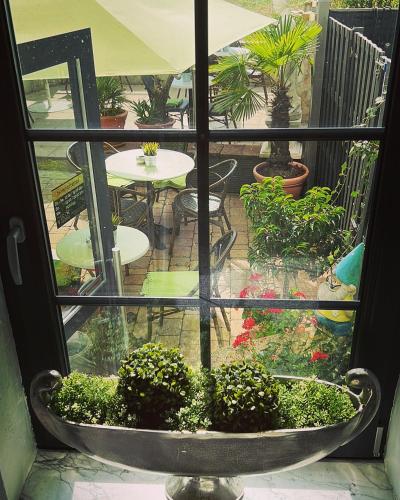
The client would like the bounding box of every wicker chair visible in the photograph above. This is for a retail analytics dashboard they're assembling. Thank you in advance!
[141,230,237,342]
[169,159,237,256]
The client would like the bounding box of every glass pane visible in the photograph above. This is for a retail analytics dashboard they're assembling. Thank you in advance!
[34,141,197,296]
[211,307,355,382]
[208,4,396,128]
[9,0,196,129]
[208,140,377,299]
[65,305,200,375]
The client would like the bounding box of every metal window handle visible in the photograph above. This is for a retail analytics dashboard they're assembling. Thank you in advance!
[7,217,26,286]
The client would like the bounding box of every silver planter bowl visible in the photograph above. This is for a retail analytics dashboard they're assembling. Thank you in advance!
[30,369,380,500]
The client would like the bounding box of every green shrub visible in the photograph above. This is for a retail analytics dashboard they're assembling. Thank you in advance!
[210,361,280,432]
[117,343,191,429]
[49,371,136,427]
[277,379,356,428]
[166,370,212,432]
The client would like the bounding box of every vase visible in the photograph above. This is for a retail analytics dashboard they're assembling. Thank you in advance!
[30,369,380,500]
[144,155,157,167]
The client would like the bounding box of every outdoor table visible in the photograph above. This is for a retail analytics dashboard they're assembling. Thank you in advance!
[171,75,215,127]
[56,226,149,270]
[105,149,195,248]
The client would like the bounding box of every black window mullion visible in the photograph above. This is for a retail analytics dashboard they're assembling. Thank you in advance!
[194,0,211,369]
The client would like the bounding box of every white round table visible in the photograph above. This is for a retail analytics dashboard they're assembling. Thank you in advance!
[106,149,195,248]
[56,226,149,269]
[105,148,195,183]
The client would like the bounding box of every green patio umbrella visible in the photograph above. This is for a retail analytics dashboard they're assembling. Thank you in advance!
[10,0,274,79]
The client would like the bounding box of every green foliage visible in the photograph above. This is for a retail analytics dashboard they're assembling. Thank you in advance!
[258,328,352,383]
[210,361,280,432]
[83,308,128,376]
[142,142,160,156]
[96,77,127,116]
[117,343,191,429]
[49,372,136,427]
[240,177,351,271]
[277,379,356,428]
[331,0,397,7]
[130,100,159,124]
[166,370,213,432]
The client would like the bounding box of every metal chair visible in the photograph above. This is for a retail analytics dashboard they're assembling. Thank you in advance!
[169,159,237,256]
[166,98,190,129]
[141,230,237,342]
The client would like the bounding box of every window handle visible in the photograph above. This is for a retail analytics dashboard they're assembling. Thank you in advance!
[7,217,26,286]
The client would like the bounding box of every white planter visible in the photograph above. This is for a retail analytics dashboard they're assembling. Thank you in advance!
[144,155,157,167]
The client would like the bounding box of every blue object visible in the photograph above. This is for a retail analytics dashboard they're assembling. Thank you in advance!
[335,243,365,287]
[315,313,353,337]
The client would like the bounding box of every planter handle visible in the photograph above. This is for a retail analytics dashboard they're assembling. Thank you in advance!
[344,368,381,445]
[30,370,62,413]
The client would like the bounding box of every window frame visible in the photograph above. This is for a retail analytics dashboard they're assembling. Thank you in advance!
[0,0,399,453]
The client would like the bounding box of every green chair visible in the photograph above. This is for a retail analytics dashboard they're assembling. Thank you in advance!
[141,230,237,342]
[53,259,81,295]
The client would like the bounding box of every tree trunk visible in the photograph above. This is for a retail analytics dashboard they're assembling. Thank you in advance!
[142,75,174,123]
[270,85,292,171]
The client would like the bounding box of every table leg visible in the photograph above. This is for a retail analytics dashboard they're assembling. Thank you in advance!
[146,181,156,247]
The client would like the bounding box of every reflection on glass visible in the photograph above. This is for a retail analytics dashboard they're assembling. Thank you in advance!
[35,141,197,297]
[209,140,376,300]
[212,307,354,382]
[66,306,200,375]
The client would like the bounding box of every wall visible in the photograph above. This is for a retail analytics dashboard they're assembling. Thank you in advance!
[0,275,36,500]
[385,376,400,500]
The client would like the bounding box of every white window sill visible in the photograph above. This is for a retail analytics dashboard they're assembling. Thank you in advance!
[21,451,393,499]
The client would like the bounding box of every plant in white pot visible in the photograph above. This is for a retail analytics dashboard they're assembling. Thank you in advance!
[142,142,159,167]
[31,344,380,500]
[211,15,321,198]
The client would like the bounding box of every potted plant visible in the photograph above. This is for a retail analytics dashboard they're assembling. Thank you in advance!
[111,213,122,240]
[96,77,128,129]
[211,15,321,197]
[131,75,175,129]
[31,344,380,500]
[142,142,159,167]
[240,177,351,281]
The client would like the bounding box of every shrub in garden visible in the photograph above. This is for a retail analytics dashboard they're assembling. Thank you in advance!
[117,343,191,429]
[240,177,351,273]
[257,327,352,383]
[49,371,136,427]
[233,282,313,347]
[277,379,356,428]
[210,361,280,432]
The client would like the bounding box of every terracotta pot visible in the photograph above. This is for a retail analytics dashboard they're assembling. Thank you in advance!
[253,161,310,199]
[135,117,175,129]
[100,110,128,129]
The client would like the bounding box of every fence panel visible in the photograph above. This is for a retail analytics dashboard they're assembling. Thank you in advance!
[314,17,390,238]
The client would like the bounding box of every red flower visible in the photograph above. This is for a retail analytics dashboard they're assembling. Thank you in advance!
[310,316,318,326]
[242,317,256,330]
[310,351,329,362]
[293,291,306,299]
[232,331,251,348]
[260,289,277,299]
[239,287,249,298]
[249,273,263,281]
[267,308,283,314]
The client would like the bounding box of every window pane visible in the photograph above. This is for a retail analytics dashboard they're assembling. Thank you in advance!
[208,3,396,129]
[65,305,200,375]
[211,307,355,382]
[9,0,196,129]
[34,141,197,297]
[206,140,377,299]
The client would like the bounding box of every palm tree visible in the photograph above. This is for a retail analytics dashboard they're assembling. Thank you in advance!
[211,15,321,176]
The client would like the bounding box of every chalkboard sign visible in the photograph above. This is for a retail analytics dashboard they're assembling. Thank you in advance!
[52,174,86,228]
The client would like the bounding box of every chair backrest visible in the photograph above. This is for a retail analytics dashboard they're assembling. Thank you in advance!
[66,142,89,172]
[210,229,237,290]
[186,159,237,200]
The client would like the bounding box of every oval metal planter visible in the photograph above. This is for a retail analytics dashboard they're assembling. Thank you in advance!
[30,368,380,500]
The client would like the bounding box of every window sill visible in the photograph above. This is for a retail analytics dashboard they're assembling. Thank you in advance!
[21,451,393,499]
